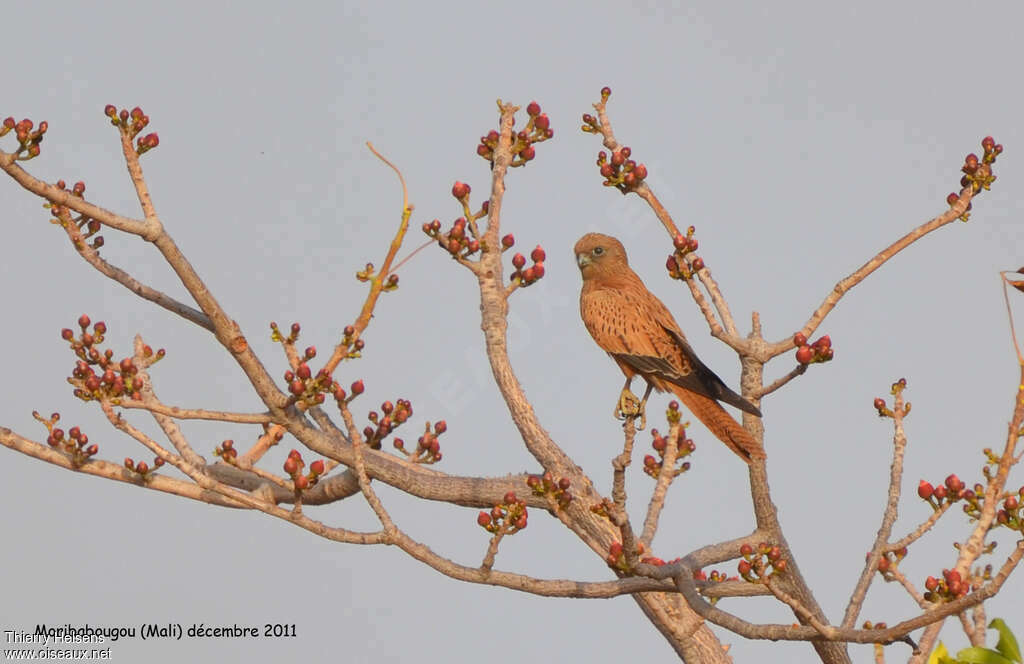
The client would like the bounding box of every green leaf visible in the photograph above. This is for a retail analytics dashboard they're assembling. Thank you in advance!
[990,619,1022,663]
[956,646,1015,664]
[930,643,954,664]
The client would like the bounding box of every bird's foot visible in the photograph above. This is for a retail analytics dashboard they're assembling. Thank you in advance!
[615,389,647,430]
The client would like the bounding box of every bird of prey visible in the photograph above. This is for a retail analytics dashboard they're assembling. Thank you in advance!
[574,232,764,463]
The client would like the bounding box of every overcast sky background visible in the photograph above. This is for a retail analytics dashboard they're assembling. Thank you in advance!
[3,2,1023,662]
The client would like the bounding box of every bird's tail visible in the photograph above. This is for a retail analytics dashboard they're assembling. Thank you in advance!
[671,386,765,464]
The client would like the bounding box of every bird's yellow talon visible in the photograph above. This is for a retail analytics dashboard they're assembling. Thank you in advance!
[616,389,646,429]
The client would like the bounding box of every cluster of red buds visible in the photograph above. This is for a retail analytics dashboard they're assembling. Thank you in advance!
[123,455,165,477]
[526,471,572,510]
[32,411,98,467]
[919,472,1023,530]
[214,439,239,463]
[477,491,528,534]
[923,568,972,603]
[1,116,46,159]
[873,378,911,418]
[737,542,788,580]
[424,217,481,259]
[643,419,695,479]
[270,321,303,346]
[392,421,443,463]
[283,448,326,491]
[606,540,648,571]
[338,323,366,359]
[476,100,553,166]
[103,105,159,154]
[63,316,163,402]
[595,145,648,193]
[996,487,1023,531]
[916,473,972,508]
[665,226,704,280]
[283,359,331,407]
[46,180,105,250]
[510,244,546,287]
[793,332,833,365]
[946,136,1002,221]
[580,86,612,134]
[368,397,415,448]
[269,322,362,408]
[868,546,908,579]
[422,182,493,261]
[692,568,737,583]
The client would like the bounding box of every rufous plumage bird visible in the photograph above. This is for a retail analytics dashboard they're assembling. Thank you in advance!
[574,232,764,463]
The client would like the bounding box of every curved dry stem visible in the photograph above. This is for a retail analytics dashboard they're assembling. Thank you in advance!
[323,143,413,376]
[1000,271,1024,365]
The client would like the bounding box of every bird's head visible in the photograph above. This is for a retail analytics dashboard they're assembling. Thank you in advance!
[574,233,629,280]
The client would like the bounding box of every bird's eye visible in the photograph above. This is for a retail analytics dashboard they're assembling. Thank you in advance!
[593,247,605,256]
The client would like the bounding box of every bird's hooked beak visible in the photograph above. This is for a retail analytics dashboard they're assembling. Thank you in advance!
[576,253,592,269]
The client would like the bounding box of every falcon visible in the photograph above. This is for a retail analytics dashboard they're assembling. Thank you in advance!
[575,232,764,463]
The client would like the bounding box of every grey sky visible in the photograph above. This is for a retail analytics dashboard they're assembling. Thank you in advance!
[2,2,1023,662]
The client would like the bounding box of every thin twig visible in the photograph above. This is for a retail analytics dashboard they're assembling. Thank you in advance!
[640,422,681,548]
[753,364,808,399]
[771,189,976,360]
[842,386,910,628]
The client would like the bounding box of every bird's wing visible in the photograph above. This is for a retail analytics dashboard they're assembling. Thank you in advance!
[583,285,761,417]
[658,326,761,416]
[580,287,665,358]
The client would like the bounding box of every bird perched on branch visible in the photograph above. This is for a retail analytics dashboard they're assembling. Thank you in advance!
[574,232,764,463]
